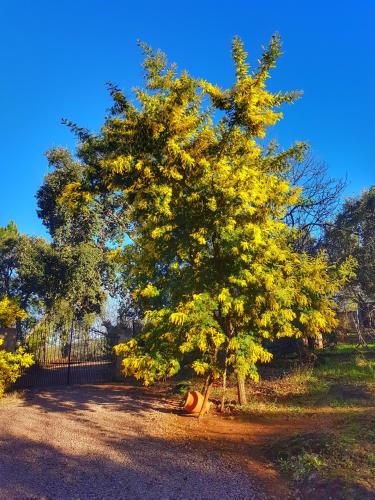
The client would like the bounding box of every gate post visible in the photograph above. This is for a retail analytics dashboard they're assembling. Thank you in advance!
[67,320,74,385]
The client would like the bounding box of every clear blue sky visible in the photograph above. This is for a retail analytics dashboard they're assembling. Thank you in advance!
[0,0,373,237]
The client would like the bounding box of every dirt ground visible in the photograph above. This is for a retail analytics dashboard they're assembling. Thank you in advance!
[0,384,295,500]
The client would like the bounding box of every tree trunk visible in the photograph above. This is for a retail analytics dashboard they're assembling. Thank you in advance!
[201,374,210,395]
[236,374,247,406]
[316,333,324,349]
[220,366,227,412]
[198,375,213,418]
[307,336,315,351]
[220,346,229,412]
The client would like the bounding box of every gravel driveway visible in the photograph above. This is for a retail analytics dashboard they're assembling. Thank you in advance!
[0,385,263,499]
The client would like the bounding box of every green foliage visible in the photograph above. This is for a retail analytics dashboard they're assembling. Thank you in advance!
[0,218,111,328]
[317,351,375,385]
[0,339,34,397]
[279,451,326,481]
[0,220,50,324]
[325,186,375,314]
[33,241,110,324]
[52,242,107,320]
[36,148,85,244]
[0,221,20,299]
[172,380,192,394]
[35,148,125,321]
[37,148,127,247]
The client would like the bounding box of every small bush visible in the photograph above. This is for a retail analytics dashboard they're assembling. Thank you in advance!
[279,451,325,480]
[269,431,343,481]
[367,453,375,466]
[172,380,191,394]
[0,339,34,397]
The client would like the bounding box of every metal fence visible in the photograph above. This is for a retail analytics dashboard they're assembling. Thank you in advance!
[15,321,119,388]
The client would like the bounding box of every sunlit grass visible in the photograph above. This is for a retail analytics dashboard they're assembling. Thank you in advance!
[325,343,375,355]
[0,390,23,406]
[316,352,375,385]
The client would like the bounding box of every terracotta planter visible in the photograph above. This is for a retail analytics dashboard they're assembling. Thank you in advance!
[183,391,211,414]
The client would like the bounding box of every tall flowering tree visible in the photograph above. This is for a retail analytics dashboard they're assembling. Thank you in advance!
[57,36,353,413]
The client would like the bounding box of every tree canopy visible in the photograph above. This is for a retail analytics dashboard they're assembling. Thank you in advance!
[47,35,353,410]
[0,219,112,331]
[325,186,375,323]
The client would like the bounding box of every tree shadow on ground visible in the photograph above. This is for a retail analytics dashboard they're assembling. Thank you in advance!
[0,384,290,499]
[0,411,272,499]
[20,383,179,416]
[0,432,267,499]
[3,385,374,499]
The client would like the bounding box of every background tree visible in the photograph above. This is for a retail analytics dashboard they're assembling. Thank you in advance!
[0,221,20,298]
[0,219,112,333]
[283,152,346,253]
[35,148,125,326]
[37,147,127,247]
[324,186,375,337]
[0,222,45,330]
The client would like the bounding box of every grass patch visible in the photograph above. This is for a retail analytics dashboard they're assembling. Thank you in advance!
[0,390,23,406]
[316,353,375,385]
[279,451,325,481]
[271,431,336,480]
[257,345,375,493]
[268,415,375,492]
[324,343,375,355]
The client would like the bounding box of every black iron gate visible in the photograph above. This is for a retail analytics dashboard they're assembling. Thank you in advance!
[16,321,119,388]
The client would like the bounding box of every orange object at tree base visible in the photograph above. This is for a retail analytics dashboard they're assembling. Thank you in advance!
[183,390,211,414]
